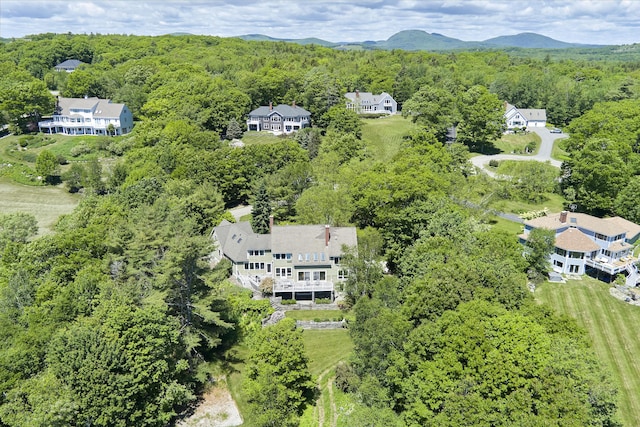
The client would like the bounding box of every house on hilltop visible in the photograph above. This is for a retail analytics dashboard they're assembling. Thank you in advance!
[246,102,311,135]
[212,218,357,301]
[54,59,84,72]
[345,91,397,114]
[38,97,134,136]
[520,211,640,286]
[504,102,547,129]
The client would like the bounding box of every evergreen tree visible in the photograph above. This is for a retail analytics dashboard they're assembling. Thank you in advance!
[251,183,272,234]
[226,118,244,140]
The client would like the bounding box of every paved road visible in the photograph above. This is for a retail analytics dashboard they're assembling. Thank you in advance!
[470,128,567,177]
[229,204,252,221]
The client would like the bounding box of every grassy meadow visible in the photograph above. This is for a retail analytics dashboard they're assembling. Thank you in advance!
[536,277,640,425]
[494,131,541,155]
[0,177,79,235]
[361,115,418,161]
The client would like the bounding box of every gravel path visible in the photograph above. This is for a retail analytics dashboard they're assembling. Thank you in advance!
[177,379,242,427]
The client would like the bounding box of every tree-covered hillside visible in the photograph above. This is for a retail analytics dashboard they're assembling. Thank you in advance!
[0,33,638,425]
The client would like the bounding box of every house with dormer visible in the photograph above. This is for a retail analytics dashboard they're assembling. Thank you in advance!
[211,219,357,300]
[246,102,311,135]
[520,211,640,286]
[345,91,397,114]
[504,102,547,129]
[38,97,134,136]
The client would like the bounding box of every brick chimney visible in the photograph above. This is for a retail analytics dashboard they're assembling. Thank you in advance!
[269,215,274,233]
[269,101,273,111]
[355,89,359,98]
[325,225,330,247]
[292,100,296,108]
[560,211,568,223]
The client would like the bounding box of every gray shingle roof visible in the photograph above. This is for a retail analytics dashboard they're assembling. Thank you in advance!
[271,225,357,264]
[248,104,311,118]
[213,222,357,264]
[213,221,270,263]
[344,92,393,104]
[55,59,83,69]
[57,97,126,118]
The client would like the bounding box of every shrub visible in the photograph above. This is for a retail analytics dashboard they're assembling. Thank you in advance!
[57,155,68,165]
[280,299,297,305]
[18,136,32,147]
[334,362,359,392]
[70,144,92,157]
[488,159,500,168]
[315,298,332,304]
[259,277,274,296]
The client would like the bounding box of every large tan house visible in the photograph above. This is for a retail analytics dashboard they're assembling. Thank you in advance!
[211,219,357,300]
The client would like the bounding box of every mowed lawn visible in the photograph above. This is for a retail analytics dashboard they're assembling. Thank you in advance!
[361,115,418,162]
[0,177,80,235]
[536,278,640,425]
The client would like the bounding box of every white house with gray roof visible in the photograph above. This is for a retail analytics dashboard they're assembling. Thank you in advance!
[520,211,640,285]
[54,59,84,72]
[212,219,357,300]
[504,102,547,129]
[345,91,397,114]
[246,102,311,135]
[38,97,134,136]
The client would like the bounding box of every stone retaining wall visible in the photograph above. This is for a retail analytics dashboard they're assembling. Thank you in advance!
[295,320,347,330]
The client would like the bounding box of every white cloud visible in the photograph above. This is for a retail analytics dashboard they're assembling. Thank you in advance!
[1,0,638,45]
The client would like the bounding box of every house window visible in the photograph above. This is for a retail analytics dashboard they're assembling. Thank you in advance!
[298,271,311,281]
[555,248,567,257]
[320,253,325,261]
[595,233,607,241]
[553,260,563,268]
[305,253,310,261]
[313,271,326,281]
[338,269,348,279]
[569,252,584,259]
[333,257,340,265]
[569,265,579,273]
[313,253,318,261]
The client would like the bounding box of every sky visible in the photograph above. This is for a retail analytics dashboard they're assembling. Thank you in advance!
[1,0,639,46]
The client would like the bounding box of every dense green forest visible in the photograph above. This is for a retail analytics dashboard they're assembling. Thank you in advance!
[1,33,639,425]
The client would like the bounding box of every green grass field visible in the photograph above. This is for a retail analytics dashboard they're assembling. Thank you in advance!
[0,177,80,235]
[536,277,640,425]
[240,131,284,145]
[494,132,541,155]
[489,192,566,215]
[361,115,418,162]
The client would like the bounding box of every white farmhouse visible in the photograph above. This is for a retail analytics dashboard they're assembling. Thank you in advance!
[345,91,397,114]
[504,102,547,129]
[38,97,134,136]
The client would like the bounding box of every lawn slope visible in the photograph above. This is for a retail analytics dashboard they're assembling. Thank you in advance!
[536,278,640,425]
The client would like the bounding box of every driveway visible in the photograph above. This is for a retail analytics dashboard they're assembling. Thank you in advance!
[229,204,252,221]
[470,128,567,177]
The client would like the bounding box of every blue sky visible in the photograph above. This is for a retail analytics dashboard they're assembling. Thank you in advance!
[1,0,638,45]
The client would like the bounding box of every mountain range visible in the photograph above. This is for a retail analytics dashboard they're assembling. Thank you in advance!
[237,30,607,51]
